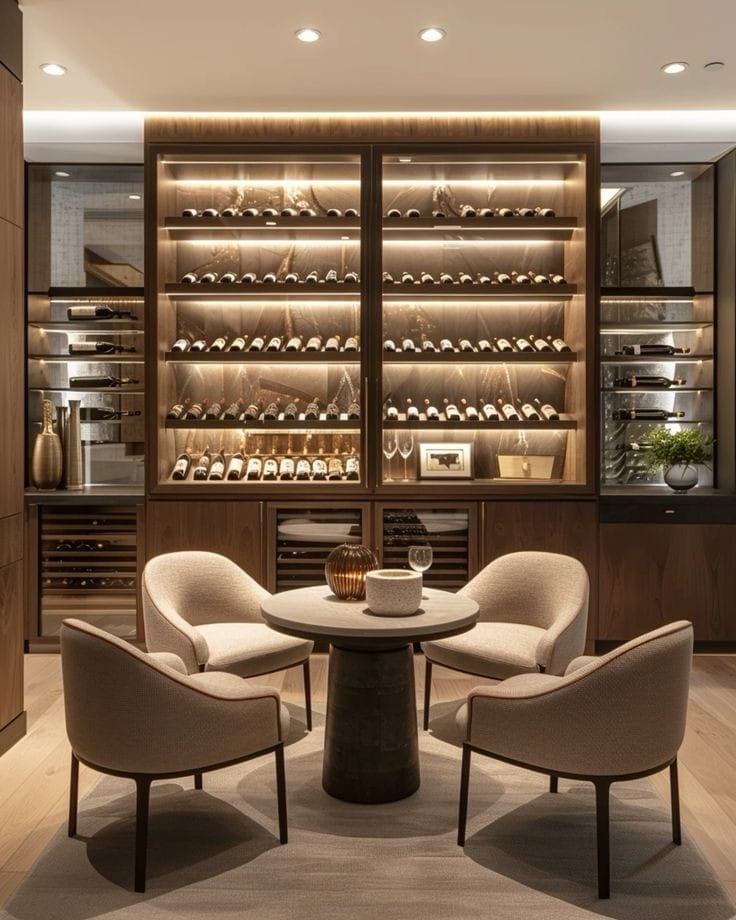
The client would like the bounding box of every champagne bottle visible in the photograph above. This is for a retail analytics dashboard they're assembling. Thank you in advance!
[67,304,137,320]
[305,397,320,420]
[68,340,137,355]
[478,274,492,284]
[345,451,360,481]
[266,336,283,352]
[325,400,340,420]
[193,446,212,480]
[166,399,190,420]
[384,398,399,421]
[461,398,479,420]
[324,335,341,351]
[184,398,208,420]
[208,336,227,352]
[534,398,560,421]
[325,269,339,283]
[228,335,248,352]
[432,209,446,219]
[281,207,298,217]
[170,337,190,353]
[69,375,139,388]
[312,451,328,480]
[347,400,360,420]
[285,335,303,351]
[327,454,344,480]
[222,398,244,420]
[205,396,225,420]
[495,207,514,218]
[283,402,299,420]
[248,335,265,352]
[219,271,237,284]
[190,338,207,352]
[548,336,572,353]
[263,401,281,420]
[621,344,690,356]
[296,456,311,480]
[240,271,257,284]
[279,455,295,480]
[498,398,521,421]
[171,450,191,480]
[612,408,686,421]
[516,398,541,420]
[494,336,514,353]
[305,335,322,351]
[459,338,476,353]
[478,339,494,352]
[226,451,245,480]
[209,445,226,480]
[344,335,359,351]
[529,334,553,352]
[421,336,437,352]
[443,398,461,421]
[406,398,419,420]
[549,272,567,285]
[480,399,501,420]
[246,453,263,480]
[243,402,261,421]
[440,338,455,353]
[424,398,440,421]
[262,456,279,480]
[478,207,494,218]
[530,271,549,284]
[513,336,534,353]
[613,374,686,388]
[515,207,535,218]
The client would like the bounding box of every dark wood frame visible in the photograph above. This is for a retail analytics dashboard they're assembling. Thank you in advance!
[68,743,287,893]
[457,743,681,899]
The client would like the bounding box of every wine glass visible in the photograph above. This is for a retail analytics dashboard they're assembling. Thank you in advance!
[408,544,433,574]
[382,432,398,482]
[398,432,415,481]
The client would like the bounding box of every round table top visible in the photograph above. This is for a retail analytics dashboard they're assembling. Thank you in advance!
[261,584,479,649]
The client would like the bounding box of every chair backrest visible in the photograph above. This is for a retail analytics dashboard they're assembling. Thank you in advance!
[142,551,269,627]
[460,551,589,630]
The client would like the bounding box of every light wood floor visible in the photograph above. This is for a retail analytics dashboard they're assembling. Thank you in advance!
[0,653,734,907]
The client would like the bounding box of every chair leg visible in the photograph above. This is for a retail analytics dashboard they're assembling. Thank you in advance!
[194,773,203,790]
[275,743,288,844]
[670,759,682,846]
[457,743,472,846]
[302,660,312,732]
[423,659,433,731]
[594,779,611,900]
[134,777,152,894]
[549,775,559,794]
[68,753,79,837]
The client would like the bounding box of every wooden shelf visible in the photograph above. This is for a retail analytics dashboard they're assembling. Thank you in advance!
[29,387,144,395]
[165,282,361,300]
[385,416,576,430]
[382,216,577,241]
[164,215,361,240]
[383,351,577,364]
[164,351,360,363]
[28,321,144,333]
[46,287,145,299]
[28,355,145,364]
[601,354,713,363]
[164,419,360,431]
[382,283,577,300]
[602,387,712,394]
[600,322,713,331]
[600,286,697,299]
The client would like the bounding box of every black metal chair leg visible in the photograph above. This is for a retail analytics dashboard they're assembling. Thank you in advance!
[68,753,79,837]
[670,759,682,845]
[594,779,611,899]
[302,660,312,732]
[549,775,559,794]
[275,744,288,844]
[194,773,203,790]
[457,743,471,846]
[423,659,433,731]
[134,777,152,893]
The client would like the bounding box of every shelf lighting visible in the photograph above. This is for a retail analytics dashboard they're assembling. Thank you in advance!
[383,178,564,187]
[600,298,694,304]
[383,238,559,247]
[55,170,70,178]
[174,178,359,187]
[179,238,360,246]
[670,170,686,177]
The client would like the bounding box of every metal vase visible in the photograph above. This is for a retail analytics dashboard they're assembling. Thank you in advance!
[31,399,63,490]
[56,405,68,485]
[64,400,84,490]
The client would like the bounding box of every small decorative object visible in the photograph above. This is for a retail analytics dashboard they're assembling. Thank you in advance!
[64,399,85,491]
[644,427,714,493]
[497,454,555,480]
[419,442,472,479]
[365,569,423,617]
[31,399,63,490]
[325,543,378,600]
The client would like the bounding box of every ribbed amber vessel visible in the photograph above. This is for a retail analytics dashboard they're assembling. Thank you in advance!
[325,544,379,601]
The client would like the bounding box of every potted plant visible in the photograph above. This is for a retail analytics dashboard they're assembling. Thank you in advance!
[644,427,714,492]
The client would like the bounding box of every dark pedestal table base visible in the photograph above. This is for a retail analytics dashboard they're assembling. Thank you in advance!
[323,643,420,803]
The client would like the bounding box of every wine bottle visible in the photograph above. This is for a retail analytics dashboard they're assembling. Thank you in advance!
[345,451,360,480]
[325,269,339,284]
[432,209,446,219]
[621,344,690,356]
[516,398,541,420]
[285,336,303,351]
[312,452,328,481]
[512,271,531,284]
[171,450,192,480]
[494,271,512,284]
[529,334,553,352]
[246,453,263,480]
[181,272,198,284]
[494,336,514,353]
[283,402,299,420]
[263,401,281,420]
[459,339,476,353]
[406,398,419,420]
[478,339,494,352]
[169,337,190,353]
[300,207,317,218]
[384,338,397,352]
[226,451,245,480]
[193,447,212,480]
[327,455,344,480]
[478,274,492,285]
[184,398,208,420]
[343,271,360,283]
[444,398,461,420]
[190,339,207,352]
[402,337,417,352]
[344,335,359,351]
[384,398,399,421]
[344,208,359,218]
[284,271,300,284]
[424,398,440,421]
[440,338,455,353]
[382,271,395,284]
[262,272,277,284]
[440,272,455,285]
[478,207,494,218]
[199,271,218,284]
[240,271,257,284]
[326,207,343,218]
[420,271,435,284]
[548,336,572,353]
[262,207,279,218]
[498,398,521,421]
[67,304,137,320]
[324,335,341,351]
[220,271,237,284]
[209,446,226,480]
[281,207,298,217]
[262,456,279,480]
[405,208,421,218]
[535,207,556,217]
[266,336,283,352]
[202,208,219,218]
[459,272,474,285]
[295,456,312,480]
[386,208,402,218]
[205,396,225,420]
[69,375,139,388]
[613,374,686,388]
[181,208,198,218]
[221,207,238,218]
[248,335,265,352]
[460,204,476,218]
[69,341,137,355]
[241,207,259,217]
[480,399,501,420]
[612,408,686,421]
[325,400,340,420]
[305,270,320,284]
[80,407,141,421]
[223,398,244,420]
[496,207,514,218]
[549,273,567,285]
[421,337,437,352]
[228,335,248,352]
[305,397,320,420]
[461,398,479,420]
[401,271,415,284]
[534,398,560,421]
[305,335,322,351]
[208,336,227,352]
[279,456,295,480]
[513,336,534,353]
[347,401,360,420]
[166,399,190,420]
[515,207,535,218]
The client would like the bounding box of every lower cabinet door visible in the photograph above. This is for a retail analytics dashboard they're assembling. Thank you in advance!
[599,523,736,642]
[0,560,23,731]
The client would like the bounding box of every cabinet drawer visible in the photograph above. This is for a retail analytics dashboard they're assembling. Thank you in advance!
[600,500,736,524]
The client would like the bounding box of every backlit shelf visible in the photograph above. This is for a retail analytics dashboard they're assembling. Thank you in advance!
[28,355,145,364]
[600,354,713,364]
[165,282,361,300]
[382,216,577,241]
[164,216,361,240]
[385,416,576,430]
[601,387,712,394]
[29,387,144,395]
[164,351,360,364]
[382,283,577,300]
[600,322,713,333]
[164,419,360,431]
[383,351,577,364]
[28,321,144,333]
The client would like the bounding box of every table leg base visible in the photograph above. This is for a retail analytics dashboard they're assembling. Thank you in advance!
[323,644,420,804]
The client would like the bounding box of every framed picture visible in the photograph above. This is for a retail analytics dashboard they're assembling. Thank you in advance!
[419,443,473,479]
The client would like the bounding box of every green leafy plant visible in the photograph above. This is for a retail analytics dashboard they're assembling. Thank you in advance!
[644,427,714,472]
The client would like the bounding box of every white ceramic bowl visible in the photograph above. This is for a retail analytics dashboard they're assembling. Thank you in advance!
[365,569,423,616]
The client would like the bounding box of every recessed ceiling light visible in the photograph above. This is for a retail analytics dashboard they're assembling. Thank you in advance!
[40,62,67,76]
[399,158,412,163]
[128,194,142,200]
[54,170,70,178]
[419,27,446,42]
[704,61,725,71]
[295,28,321,42]
[660,61,688,74]
[670,170,685,177]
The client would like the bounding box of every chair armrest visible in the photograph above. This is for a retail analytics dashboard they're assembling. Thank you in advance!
[142,579,209,672]
[147,651,188,674]
[565,655,598,676]
[535,592,589,675]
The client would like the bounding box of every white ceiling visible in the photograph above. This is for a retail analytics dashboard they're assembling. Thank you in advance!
[20,0,736,111]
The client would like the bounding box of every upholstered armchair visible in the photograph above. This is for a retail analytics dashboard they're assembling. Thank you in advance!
[61,619,289,893]
[142,551,314,729]
[421,551,589,729]
[456,620,694,898]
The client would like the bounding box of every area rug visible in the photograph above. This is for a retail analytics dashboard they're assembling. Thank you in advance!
[1,702,733,920]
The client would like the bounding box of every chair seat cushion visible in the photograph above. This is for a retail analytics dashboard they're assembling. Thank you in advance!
[197,623,313,678]
[422,622,545,680]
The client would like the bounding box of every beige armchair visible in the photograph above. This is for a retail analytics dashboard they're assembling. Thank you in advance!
[142,551,314,729]
[61,619,289,893]
[456,620,694,899]
[421,551,589,729]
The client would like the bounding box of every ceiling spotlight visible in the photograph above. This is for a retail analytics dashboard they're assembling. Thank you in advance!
[54,170,70,178]
[128,194,142,200]
[670,170,685,177]
[40,62,67,76]
[296,28,321,42]
[704,61,725,71]
[660,61,688,74]
[419,27,446,42]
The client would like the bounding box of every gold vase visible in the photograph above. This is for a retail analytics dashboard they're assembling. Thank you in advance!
[325,543,379,601]
[31,399,63,490]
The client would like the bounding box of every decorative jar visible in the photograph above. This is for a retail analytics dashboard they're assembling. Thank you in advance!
[365,569,423,617]
[325,543,378,600]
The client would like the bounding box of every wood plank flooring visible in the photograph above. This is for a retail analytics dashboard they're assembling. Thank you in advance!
[0,653,734,907]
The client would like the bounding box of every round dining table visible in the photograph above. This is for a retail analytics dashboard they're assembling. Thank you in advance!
[261,584,479,804]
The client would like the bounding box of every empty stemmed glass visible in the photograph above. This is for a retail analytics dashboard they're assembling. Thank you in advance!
[382,432,398,482]
[398,432,415,481]
[408,544,433,575]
